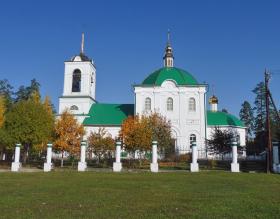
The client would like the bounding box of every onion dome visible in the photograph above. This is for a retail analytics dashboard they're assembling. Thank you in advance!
[209,95,218,104]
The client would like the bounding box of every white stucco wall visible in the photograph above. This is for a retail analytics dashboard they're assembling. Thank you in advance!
[134,80,207,153]
[63,61,96,98]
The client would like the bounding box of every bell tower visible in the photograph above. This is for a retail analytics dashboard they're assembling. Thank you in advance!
[59,33,96,122]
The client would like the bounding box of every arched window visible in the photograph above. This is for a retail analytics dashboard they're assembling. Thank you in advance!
[72,69,81,92]
[167,97,173,111]
[145,97,151,111]
[236,134,240,146]
[189,98,196,112]
[70,105,79,111]
[190,134,196,146]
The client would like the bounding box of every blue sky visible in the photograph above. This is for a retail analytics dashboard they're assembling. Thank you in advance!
[0,0,279,116]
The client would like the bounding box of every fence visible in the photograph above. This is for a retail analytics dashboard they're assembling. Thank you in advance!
[0,144,270,172]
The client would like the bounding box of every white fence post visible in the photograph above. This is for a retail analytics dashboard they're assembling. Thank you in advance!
[44,143,53,172]
[11,143,22,172]
[231,139,240,172]
[272,142,279,173]
[150,141,158,172]
[78,141,87,171]
[113,141,122,172]
[190,141,199,172]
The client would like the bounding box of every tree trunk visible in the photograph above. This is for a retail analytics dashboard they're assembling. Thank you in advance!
[23,144,30,164]
[61,150,64,167]
[0,148,4,160]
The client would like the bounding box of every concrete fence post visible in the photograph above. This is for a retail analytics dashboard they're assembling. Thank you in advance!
[113,141,122,172]
[44,143,53,172]
[272,142,279,173]
[78,141,87,171]
[190,141,199,172]
[150,141,158,172]
[11,143,22,172]
[231,139,239,172]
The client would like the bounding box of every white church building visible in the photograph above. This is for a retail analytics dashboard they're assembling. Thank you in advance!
[59,34,246,156]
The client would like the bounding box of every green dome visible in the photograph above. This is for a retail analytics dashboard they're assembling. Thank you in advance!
[207,111,245,127]
[142,67,198,86]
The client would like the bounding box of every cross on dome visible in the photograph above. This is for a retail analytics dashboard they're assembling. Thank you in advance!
[163,30,174,67]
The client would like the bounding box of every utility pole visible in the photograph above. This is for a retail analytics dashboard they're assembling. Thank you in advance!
[265,69,272,173]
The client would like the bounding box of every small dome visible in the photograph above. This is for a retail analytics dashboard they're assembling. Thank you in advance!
[142,67,198,86]
[209,95,218,104]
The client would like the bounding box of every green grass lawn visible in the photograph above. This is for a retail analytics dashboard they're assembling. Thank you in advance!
[0,171,279,219]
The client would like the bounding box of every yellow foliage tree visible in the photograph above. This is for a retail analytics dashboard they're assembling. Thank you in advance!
[30,90,41,104]
[54,110,85,167]
[43,96,53,116]
[120,115,152,155]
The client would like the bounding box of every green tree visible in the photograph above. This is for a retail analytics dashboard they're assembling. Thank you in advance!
[15,79,40,102]
[252,82,266,136]
[221,108,228,113]
[148,112,172,154]
[4,98,54,163]
[0,79,13,109]
[87,128,115,164]
[207,127,236,155]
[252,82,278,150]
[239,101,254,139]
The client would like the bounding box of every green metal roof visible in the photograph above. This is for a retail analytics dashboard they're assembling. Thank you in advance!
[83,103,134,126]
[207,111,245,127]
[83,104,244,128]
[142,67,198,86]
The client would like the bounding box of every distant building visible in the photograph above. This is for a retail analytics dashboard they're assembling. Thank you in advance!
[59,33,246,157]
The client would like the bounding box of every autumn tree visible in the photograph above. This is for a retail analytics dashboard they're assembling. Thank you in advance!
[120,112,172,158]
[87,128,114,164]
[120,115,152,156]
[54,110,85,167]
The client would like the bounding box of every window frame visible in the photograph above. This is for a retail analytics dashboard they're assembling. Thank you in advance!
[144,97,151,111]
[188,97,196,112]
[167,97,173,111]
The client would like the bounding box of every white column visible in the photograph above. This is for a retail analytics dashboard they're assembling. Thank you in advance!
[190,141,199,172]
[272,142,279,173]
[78,141,87,171]
[11,144,22,172]
[150,141,159,172]
[113,141,122,172]
[44,143,53,172]
[231,139,240,172]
